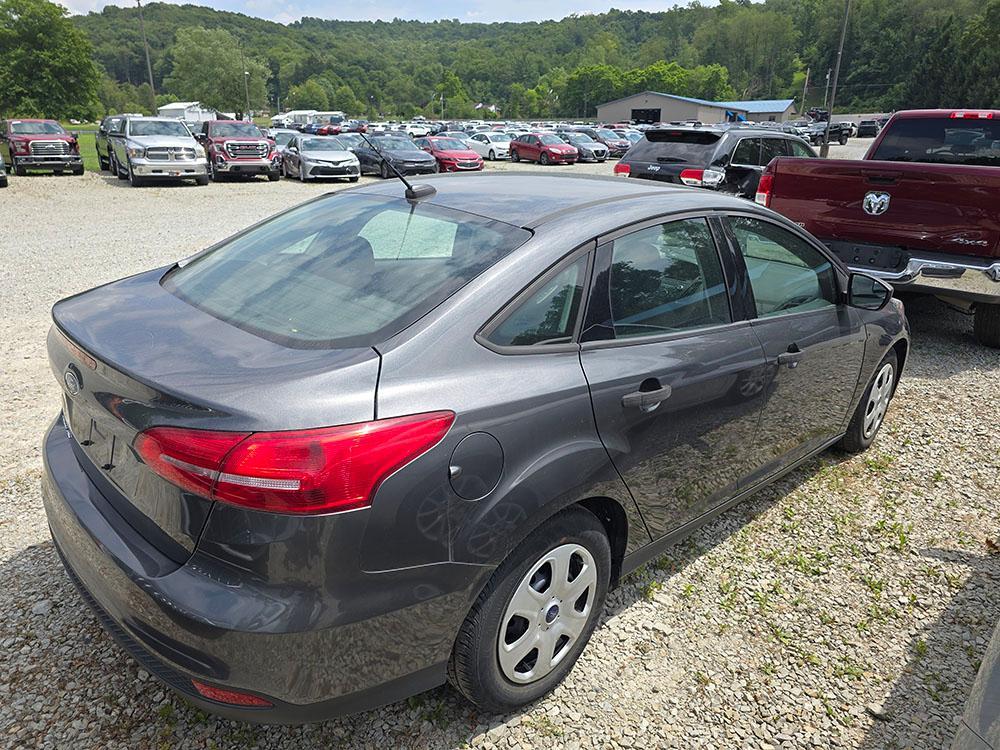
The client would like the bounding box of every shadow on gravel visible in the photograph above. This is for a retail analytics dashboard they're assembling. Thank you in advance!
[898,295,1000,378]
[857,548,1000,750]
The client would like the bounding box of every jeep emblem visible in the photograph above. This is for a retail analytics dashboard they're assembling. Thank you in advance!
[863,191,891,216]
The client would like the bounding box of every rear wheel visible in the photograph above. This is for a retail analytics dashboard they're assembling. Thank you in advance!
[448,506,610,713]
[973,303,1000,348]
[838,350,897,453]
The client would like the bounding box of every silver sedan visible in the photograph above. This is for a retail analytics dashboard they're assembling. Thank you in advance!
[281,135,360,182]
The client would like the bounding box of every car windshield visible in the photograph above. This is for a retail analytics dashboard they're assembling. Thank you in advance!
[597,129,619,139]
[488,133,512,142]
[871,117,1000,167]
[431,138,468,150]
[163,193,532,348]
[565,134,593,145]
[376,137,420,151]
[337,133,363,148]
[9,121,65,135]
[272,131,296,146]
[443,132,468,140]
[538,135,564,145]
[130,120,190,137]
[212,122,263,138]
[302,137,346,151]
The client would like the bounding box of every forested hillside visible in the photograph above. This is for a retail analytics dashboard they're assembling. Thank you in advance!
[3,0,997,120]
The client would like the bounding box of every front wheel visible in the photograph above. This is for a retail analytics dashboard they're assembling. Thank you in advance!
[448,506,610,714]
[127,161,145,188]
[195,174,209,186]
[839,133,848,146]
[488,149,495,161]
[974,303,1000,348]
[267,170,280,182]
[837,350,897,453]
[380,161,390,179]
[539,152,550,166]
[511,149,520,163]
[72,165,84,175]
[13,159,26,177]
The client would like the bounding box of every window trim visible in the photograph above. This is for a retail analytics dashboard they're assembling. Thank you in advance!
[729,136,763,169]
[718,211,848,321]
[581,214,740,348]
[476,241,596,355]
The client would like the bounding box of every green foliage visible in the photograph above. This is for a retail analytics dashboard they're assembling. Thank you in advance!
[0,0,100,119]
[285,78,329,110]
[163,26,269,116]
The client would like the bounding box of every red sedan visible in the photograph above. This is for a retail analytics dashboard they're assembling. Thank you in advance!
[414,136,484,172]
[510,133,578,165]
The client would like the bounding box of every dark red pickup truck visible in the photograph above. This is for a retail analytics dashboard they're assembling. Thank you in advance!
[757,109,1000,347]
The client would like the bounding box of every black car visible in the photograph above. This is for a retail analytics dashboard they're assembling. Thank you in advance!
[615,126,817,199]
[43,173,909,723]
[803,121,851,146]
[356,133,438,177]
[857,120,881,137]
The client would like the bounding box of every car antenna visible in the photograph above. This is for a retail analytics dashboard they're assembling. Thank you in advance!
[356,131,436,201]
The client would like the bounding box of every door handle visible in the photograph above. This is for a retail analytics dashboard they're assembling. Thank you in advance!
[776,344,805,368]
[622,385,672,410]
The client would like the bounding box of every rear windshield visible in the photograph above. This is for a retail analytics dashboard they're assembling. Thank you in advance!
[871,117,1000,167]
[626,130,722,164]
[162,194,531,348]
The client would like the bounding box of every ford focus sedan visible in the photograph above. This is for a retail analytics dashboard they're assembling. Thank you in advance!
[43,174,908,722]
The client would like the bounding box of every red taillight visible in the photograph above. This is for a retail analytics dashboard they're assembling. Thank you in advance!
[134,411,455,515]
[613,162,630,176]
[755,173,774,207]
[950,111,994,119]
[191,679,272,707]
[679,168,704,186]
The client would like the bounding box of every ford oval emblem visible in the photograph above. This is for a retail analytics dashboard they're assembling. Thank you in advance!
[863,191,891,216]
[64,366,81,396]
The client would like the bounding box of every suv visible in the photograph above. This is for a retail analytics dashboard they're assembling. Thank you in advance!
[614,126,816,199]
[574,126,632,157]
[96,114,138,171]
[803,121,851,146]
[108,117,209,187]
[196,121,280,181]
[1,119,84,176]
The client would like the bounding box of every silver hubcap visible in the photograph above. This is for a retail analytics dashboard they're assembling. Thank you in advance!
[863,362,894,438]
[497,543,597,684]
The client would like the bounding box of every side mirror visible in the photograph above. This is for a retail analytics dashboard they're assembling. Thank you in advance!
[847,272,893,311]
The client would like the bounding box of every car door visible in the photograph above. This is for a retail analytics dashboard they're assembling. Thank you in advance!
[725,137,764,198]
[579,216,769,539]
[720,213,866,485]
[524,136,542,161]
[469,134,487,156]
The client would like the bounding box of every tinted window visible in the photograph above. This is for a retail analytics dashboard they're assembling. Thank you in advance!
[163,194,531,348]
[726,216,837,317]
[211,122,263,138]
[871,117,1000,166]
[760,138,787,164]
[130,120,190,137]
[628,130,722,164]
[732,138,761,165]
[488,256,588,347]
[788,140,814,158]
[608,219,731,338]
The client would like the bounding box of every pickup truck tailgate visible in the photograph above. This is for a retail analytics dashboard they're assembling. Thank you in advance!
[768,158,1000,259]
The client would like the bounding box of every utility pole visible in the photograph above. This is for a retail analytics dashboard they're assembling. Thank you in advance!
[822,68,832,108]
[800,67,810,116]
[821,0,852,157]
[136,0,155,103]
[238,41,251,119]
[440,93,445,120]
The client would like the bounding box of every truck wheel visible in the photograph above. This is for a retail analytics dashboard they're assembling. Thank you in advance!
[837,350,897,454]
[112,154,126,180]
[839,133,848,146]
[72,165,84,175]
[0,176,8,188]
[973,303,1000,348]
[448,506,610,714]
[14,159,26,177]
[267,170,280,182]
[98,154,108,171]
[195,174,209,186]
[127,161,146,188]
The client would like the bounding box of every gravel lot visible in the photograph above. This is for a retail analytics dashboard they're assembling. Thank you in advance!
[1,149,997,750]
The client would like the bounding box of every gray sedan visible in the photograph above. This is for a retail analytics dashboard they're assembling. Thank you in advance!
[42,174,908,723]
[281,134,360,182]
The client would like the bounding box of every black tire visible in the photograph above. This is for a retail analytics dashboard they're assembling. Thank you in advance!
[837,349,898,454]
[973,303,1000,348]
[299,163,307,182]
[14,160,26,176]
[511,149,520,163]
[267,170,280,182]
[98,153,108,171]
[539,152,550,166]
[448,506,611,714]
[0,176,7,188]
[839,133,848,146]
[112,153,126,180]
[488,149,495,161]
[379,161,390,179]
[348,176,359,183]
[72,165,84,175]
[195,174,209,186]
[127,161,145,188]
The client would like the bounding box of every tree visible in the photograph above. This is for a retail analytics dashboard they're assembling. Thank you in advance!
[164,27,268,116]
[0,0,100,119]
[285,78,329,110]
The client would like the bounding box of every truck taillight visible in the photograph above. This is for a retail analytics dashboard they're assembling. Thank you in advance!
[134,411,455,515]
[755,173,774,207]
[950,111,994,119]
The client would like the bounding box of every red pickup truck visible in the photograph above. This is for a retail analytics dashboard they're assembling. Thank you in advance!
[757,109,1000,347]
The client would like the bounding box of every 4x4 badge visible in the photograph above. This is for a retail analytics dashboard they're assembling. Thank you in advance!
[863,191,891,216]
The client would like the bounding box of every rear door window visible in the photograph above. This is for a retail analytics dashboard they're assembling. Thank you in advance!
[731,138,761,166]
[788,140,814,158]
[163,194,531,348]
[760,138,787,165]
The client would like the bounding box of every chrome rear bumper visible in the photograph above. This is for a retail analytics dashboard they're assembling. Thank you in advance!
[858,256,1000,303]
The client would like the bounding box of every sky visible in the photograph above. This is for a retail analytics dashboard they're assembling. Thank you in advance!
[60,0,696,25]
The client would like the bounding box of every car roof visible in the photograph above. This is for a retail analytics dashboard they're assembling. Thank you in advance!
[350,173,710,229]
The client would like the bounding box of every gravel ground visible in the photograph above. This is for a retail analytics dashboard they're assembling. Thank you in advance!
[1,149,997,750]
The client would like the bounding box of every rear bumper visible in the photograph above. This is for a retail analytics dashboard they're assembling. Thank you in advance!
[41,416,484,723]
[828,241,1000,303]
